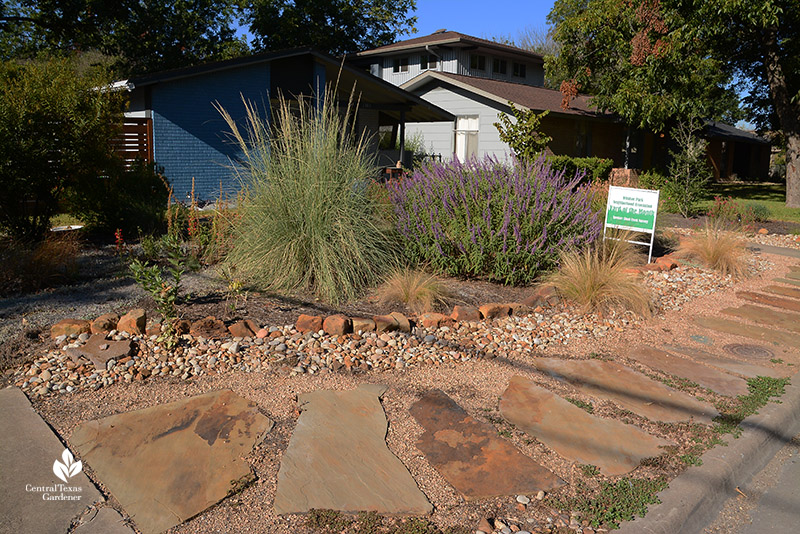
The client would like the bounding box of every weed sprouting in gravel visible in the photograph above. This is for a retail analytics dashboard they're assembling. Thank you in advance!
[566,397,594,413]
[712,376,790,437]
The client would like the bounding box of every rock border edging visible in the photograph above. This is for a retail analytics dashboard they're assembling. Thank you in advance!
[617,376,800,534]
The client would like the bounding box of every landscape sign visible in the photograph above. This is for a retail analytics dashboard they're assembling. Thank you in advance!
[604,186,660,263]
[605,186,660,233]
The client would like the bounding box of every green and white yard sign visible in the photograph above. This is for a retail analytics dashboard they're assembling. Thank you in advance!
[604,186,660,263]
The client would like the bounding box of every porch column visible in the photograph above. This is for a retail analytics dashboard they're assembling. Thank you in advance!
[399,110,406,166]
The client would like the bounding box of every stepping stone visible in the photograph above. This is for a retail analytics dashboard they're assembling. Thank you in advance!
[274,384,431,515]
[65,334,133,369]
[0,388,103,534]
[737,291,800,313]
[690,334,714,345]
[663,344,786,379]
[789,265,800,272]
[74,508,135,534]
[774,277,800,287]
[71,390,273,534]
[531,358,719,424]
[763,284,800,299]
[500,377,671,476]
[626,346,749,397]
[694,316,800,352]
[722,304,800,334]
[785,271,800,280]
[409,389,564,500]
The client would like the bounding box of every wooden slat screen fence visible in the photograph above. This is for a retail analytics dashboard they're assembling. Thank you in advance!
[111,117,153,167]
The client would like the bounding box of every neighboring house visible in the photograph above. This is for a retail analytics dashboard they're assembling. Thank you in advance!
[351,30,770,179]
[116,48,454,201]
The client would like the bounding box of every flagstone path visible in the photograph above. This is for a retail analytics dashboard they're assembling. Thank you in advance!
[500,377,672,476]
[694,316,800,352]
[274,384,432,515]
[0,388,102,534]
[531,358,720,423]
[773,277,800,287]
[762,284,800,299]
[409,389,564,500]
[737,290,800,312]
[626,346,749,396]
[73,507,135,534]
[663,344,786,379]
[71,389,273,534]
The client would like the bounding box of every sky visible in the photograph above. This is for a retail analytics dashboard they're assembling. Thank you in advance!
[412,0,556,40]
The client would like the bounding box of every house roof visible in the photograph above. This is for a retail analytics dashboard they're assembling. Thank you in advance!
[401,71,610,118]
[124,48,454,124]
[355,30,544,63]
[705,120,770,145]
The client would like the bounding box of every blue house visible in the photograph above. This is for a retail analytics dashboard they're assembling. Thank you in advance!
[118,48,454,201]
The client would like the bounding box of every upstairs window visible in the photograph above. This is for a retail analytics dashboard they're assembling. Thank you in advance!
[393,57,409,73]
[513,62,527,78]
[420,54,438,70]
[492,58,507,75]
[470,54,486,71]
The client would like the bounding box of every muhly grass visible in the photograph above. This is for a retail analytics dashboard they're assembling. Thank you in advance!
[547,234,652,317]
[376,267,452,315]
[217,89,400,304]
[677,221,748,279]
[388,156,602,285]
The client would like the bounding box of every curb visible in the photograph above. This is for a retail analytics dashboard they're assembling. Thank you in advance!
[618,375,800,534]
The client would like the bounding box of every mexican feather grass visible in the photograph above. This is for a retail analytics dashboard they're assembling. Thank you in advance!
[218,87,400,304]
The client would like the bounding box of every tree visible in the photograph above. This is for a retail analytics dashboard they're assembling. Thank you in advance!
[670,0,799,207]
[242,0,417,56]
[0,56,124,240]
[547,0,741,135]
[494,103,552,161]
[0,1,246,76]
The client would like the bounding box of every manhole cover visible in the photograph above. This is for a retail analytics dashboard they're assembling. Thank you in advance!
[723,344,775,360]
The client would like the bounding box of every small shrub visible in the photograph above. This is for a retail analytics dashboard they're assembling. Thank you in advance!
[219,88,400,304]
[547,155,614,184]
[494,103,552,161]
[666,118,713,217]
[677,221,748,278]
[376,267,452,315]
[389,156,602,285]
[0,231,81,295]
[707,196,771,230]
[127,235,186,347]
[546,235,651,316]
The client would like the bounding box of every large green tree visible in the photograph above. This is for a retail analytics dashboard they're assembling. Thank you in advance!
[672,0,799,207]
[0,1,246,75]
[547,0,740,134]
[241,0,417,56]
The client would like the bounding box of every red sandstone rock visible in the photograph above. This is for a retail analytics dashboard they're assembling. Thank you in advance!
[117,309,146,335]
[296,314,323,334]
[323,314,352,336]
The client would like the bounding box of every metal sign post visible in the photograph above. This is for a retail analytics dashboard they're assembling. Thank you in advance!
[603,186,660,263]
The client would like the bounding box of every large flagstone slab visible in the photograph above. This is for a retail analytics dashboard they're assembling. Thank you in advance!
[0,388,102,534]
[737,291,800,313]
[71,389,273,534]
[774,277,800,287]
[409,389,564,500]
[74,508,135,534]
[274,384,431,515]
[785,271,800,280]
[626,346,749,396]
[531,358,719,424]
[65,334,133,369]
[763,284,800,299]
[663,344,786,378]
[500,377,671,476]
[694,316,800,352]
[722,304,800,334]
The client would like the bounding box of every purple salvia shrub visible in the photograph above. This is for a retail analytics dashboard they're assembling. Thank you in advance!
[387,155,601,285]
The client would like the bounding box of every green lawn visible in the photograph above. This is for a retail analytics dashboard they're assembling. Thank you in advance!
[697,182,800,224]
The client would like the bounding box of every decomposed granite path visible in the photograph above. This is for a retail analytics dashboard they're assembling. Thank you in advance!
[409,389,564,500]
[531,358,720,424]
[0,388,102,534]
[500,376,672,476]
[274,384,432,515]
[71,389,273,534]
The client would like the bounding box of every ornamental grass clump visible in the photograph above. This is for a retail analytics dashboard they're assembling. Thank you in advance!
[388,156,602,285]
[218,88,400,304]
[376,267,452,315]
[546,235,652,317]
[678,221,748,279]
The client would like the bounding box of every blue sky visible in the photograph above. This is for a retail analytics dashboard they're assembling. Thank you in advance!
[412,0,556,39]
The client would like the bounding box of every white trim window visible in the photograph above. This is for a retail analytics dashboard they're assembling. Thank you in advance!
[393,57,409,73]
[454,116,479,161]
